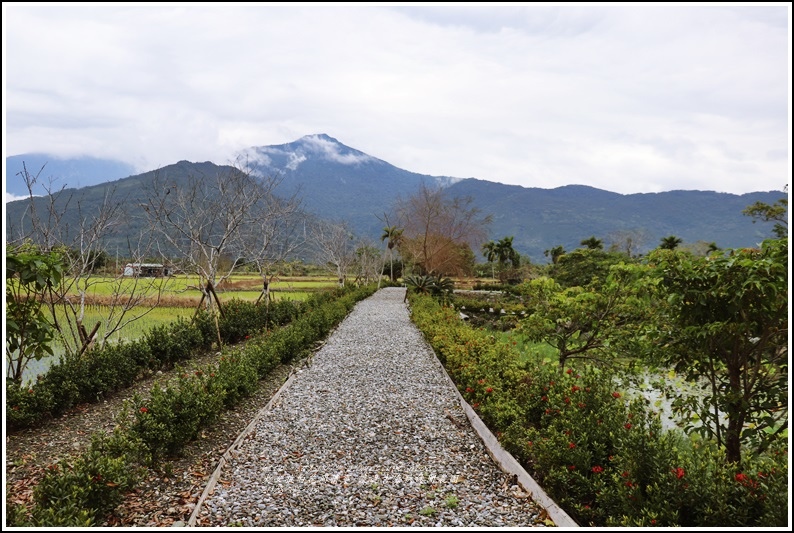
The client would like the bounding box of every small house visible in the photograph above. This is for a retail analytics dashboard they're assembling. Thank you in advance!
[122,263,171,277]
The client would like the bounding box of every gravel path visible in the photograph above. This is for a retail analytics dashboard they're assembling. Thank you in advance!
[194,287,551,527]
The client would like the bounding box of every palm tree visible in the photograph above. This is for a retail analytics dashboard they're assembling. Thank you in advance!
[544,245,565,264]
[493,236,520,282]
[481,240,498,279]
[380,226,403,286]
[580,236,603,250]
[659,235,683,250]
[495,236,520,267]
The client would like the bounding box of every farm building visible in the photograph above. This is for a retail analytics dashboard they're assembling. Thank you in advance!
[122,263,171,277]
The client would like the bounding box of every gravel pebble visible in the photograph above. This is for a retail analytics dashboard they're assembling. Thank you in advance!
[196,287,549,527]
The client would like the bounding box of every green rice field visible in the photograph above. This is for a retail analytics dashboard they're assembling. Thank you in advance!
[10,275,339,384]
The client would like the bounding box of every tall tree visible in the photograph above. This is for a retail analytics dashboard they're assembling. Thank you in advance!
[484,236,521,282]
[481,240,498,279]
[380,225,404,285]
[353,241,383,285]
[234,162,305,305]
[544,245,566,265]
[658,235,683,250]
[518,264,649,370]
[647,239,788,465]
[742,186,788,239]
[142,162,270,319]
[310,219,357,287]
[580,236,604,250]
[395,183,491,276]
[607,228,650,258]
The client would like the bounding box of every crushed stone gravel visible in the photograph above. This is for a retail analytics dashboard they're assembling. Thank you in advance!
[195,287,551,527]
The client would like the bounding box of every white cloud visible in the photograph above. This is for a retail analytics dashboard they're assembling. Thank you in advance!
[5,192,31,203]
[286,153,307,171]
[3,3,790,194]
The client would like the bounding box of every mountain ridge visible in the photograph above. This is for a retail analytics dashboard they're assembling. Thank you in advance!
[5,135,786,262]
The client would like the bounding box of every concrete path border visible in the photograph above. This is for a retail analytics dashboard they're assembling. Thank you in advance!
[186,293,579,528]
[425,345,579,527]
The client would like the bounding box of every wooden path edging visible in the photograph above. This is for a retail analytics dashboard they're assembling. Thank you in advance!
[186,373,299,527]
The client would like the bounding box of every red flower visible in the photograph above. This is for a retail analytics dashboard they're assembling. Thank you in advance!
[541,396,548,402]
[568,465,576,470]
[624,423,632,430]
[735,473,748,483]
[472,402,480,408]
[651,520,657,525]
[566,368,573,374]
[571,385,580,392]
[140,407,149,413]
[564,397,571,404]
[28,389,34,394]
[527,441,533,447]
[478,379,485,385]
[577,402,586,409]
[622,471,630,478]
[465,387,474,393]
[625,481,634,488]
[568,442,576,449]
[592,465,604,474]
[486,387,494,393]
[673,467,685,479]
[612,392,621,398]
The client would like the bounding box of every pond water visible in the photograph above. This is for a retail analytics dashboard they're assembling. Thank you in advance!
[621,369,725,434]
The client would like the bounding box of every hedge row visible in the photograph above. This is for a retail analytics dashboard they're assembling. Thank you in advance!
[408,294,788,527]
[8,283,377,527]
[5,297,311,431]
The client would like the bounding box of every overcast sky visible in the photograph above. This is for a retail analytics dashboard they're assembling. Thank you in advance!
[3,3,791,200]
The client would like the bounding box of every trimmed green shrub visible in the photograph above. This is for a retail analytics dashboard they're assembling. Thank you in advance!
[408,293,789,527]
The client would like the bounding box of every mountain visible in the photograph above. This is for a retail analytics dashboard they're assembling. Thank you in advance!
[5,154,137,198]
[241,134,460,238]
[443,180,783,260]
[5,135,786,263]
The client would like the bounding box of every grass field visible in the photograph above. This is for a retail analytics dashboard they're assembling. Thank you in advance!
[11,275,340,384]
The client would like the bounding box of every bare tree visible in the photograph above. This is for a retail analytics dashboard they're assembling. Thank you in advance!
[395,183,491,276]
[352,240,383,285]
[141,160,273,317]
[310,219,357,287]
[7,162,169,357]
[235,164,306,305]
[606,228,651,258]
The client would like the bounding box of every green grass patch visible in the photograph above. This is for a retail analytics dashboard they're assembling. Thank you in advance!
[496,330,558,364]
